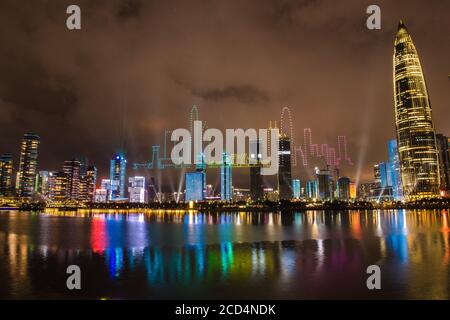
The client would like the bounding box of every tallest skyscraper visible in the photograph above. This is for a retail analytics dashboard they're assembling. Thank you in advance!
[393,21,440,199]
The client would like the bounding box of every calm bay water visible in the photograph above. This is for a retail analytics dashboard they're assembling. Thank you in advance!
[0,209,449,299]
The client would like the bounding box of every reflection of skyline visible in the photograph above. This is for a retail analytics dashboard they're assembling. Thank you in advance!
[0,210,449,299]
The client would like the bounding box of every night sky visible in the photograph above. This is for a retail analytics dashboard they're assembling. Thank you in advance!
[0,0,449,189]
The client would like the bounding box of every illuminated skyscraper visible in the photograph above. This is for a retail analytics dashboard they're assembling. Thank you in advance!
[292,179,301,199]
[393,21,440,199]
[16,133,40,198]
[0,154,13,196]
[278,134,292,200]
[436,134,450,194]
[63,159,81,201]
[84,166,97,202]
[378,161,392,188]
[337,177,350,200]
[128,176,147,203]
[52,171,68,202]
[315,168,332,200]
[220,152,232,201]
[185,172,204,202]
[305,180,317,199]
[110,153,127,199]
[249,139,264,201]
[388,139,404,200]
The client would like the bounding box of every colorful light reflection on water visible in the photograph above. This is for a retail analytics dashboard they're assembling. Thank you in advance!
[0,210,449,299]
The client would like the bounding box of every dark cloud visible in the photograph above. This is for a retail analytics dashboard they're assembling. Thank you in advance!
[192,85,270,104]
[117,0,142,19]
[0,0,449,187]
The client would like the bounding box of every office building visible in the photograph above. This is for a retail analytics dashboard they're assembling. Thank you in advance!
[16,133,40,197]
[305,180,317,199]
[63,159,81,201]
[249,139,264,201]
[388,139,404,200]
[292,179,301,199]
[0,154,13,196]
[128,176,147,203]
[436,134,450,194]
[337,177,351,200]
[220,152,232,201]
[315,168,332,200]
[185,172,204,202]
[393,21,440,198]
[278,134,292,200]
[110,153,127,199]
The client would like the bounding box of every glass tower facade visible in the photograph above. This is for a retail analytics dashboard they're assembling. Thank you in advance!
[388,139,404,200]
[278,134,292,200]
[0,154,13,196]
[185,172,204,202]
[16,133,40,198]
[110,153,127,199]
[249,139,264,201]
[220,152,232,201]
[393,21,440,199]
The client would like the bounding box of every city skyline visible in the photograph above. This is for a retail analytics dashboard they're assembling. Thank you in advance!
[1,0,449,185]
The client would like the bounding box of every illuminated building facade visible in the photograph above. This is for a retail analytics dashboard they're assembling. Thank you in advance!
[337,177,350,200]
[110,153,127,199]
[388,139,404,200]
[393,21,440,199]
[373,164,381,184]
[305,180,317,199]
[85,166,97,202]
[292,179,301,199]
[249,139,264,201]
[315,168,332,200]
[378,161,392,188]
[16,133,40,197]
[435,134,450,194]
[52,171,68,202]
[0,154,13,196]
[128,176,147,203]
[63,159,81,200]
[278,134,292,200]
[36,170,50,198]
[185,172,204,202]
[220,152,232,201]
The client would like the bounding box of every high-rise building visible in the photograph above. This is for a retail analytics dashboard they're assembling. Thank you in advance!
[195,153,207,199]
[278,134,292,200]
[63,159,81,201]
[220,152,232,201]
[52,171,68,202]
[148,177,158,202]
[36,170,51,198]
[315,168,332,200]
[337,177,351,200]
[16,133,40,197]
[378,161,392,188]
[85,166,97,202]
[185,172,204,202]
[436,134,450,194]
[249,139,264,201]
[349,182,357,199]
[393,21,440,199]
[305,180,317,199]
[388,139,403,200]
[128,176,147,203]
[292,179,301,199]
[373,164,381,184]
[110,153,127,199]
[0,154,13,196]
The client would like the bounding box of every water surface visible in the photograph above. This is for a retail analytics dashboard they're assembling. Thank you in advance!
[0,209,449,299]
